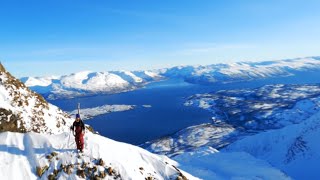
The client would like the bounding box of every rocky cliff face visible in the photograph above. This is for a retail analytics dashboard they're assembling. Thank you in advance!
[0,63,72,134]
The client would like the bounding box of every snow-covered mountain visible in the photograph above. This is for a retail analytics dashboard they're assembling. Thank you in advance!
[21,70,163,100]
[22,56,320,100]
[0,63,72,134]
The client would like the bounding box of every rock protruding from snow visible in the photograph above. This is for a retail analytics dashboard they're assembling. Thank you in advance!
[0,63,73,134]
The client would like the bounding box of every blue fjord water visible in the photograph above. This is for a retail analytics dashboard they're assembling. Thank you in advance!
[49,79,215,145]
[49,72,320,145]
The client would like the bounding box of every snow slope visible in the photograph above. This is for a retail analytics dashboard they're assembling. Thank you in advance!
[0,63,72,134]
[173,147,290,180]
[0,131,197,180]
[225,110,320,179]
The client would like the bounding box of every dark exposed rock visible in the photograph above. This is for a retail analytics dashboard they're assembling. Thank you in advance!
[0,63,71,134]
[36,165,49,177]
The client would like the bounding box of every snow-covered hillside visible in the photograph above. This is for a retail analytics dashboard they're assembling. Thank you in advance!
[22,70,163,100]
[224,109,320,180]
[173,147,290,180]
[0,63,72,134]
[0,131,196,180]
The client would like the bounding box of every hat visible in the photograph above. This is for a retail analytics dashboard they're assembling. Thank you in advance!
[76,114,80,119]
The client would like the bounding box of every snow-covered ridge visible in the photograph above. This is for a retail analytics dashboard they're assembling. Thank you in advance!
[0,63,73,134]
[0,131,197,180]
[69,104,135,120]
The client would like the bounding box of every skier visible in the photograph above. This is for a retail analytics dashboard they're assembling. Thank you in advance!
[71,114,85,153]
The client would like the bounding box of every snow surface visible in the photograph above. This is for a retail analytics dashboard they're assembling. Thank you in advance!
[174,147,290,180]
[224,109,320,180]
[0,131,198,180]
[69,105,135,120]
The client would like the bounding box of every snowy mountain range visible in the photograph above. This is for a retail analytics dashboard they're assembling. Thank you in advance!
[166,56,320,85]
[22,56,320,99]
[21,70,163,100]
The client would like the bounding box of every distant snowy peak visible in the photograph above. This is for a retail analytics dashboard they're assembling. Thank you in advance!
[60,71,130,90]
[22,76,57,87]
[0,63,72,134]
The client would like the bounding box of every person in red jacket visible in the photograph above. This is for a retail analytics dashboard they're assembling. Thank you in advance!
[71,114,85,152]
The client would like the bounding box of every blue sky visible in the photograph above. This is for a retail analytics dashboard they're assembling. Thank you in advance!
[1,0,320,77]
